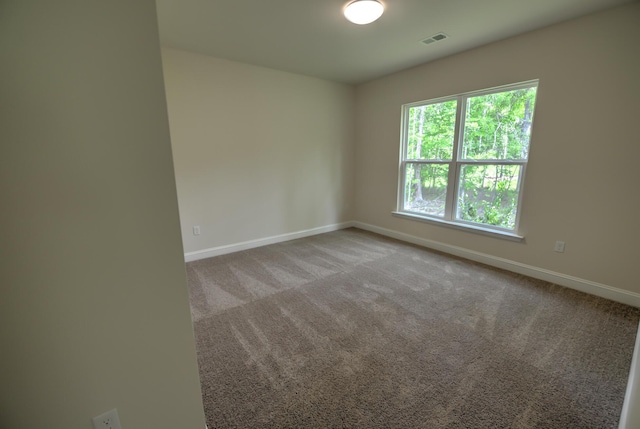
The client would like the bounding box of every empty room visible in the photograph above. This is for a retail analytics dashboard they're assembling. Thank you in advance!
[159,0,640,427]
[1,1,639,428]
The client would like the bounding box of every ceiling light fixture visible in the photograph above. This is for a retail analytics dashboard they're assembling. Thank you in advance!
[344,0,384,25]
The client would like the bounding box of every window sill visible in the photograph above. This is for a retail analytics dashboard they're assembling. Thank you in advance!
[391,211,524,242]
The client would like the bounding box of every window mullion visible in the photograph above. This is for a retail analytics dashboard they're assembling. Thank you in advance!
[512,163,527,233]
[445,96,465,221]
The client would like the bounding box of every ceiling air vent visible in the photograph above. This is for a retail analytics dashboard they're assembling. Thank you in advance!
[421,33,449,45]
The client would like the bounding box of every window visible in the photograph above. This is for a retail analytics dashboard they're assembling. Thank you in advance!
[397,81,538,236]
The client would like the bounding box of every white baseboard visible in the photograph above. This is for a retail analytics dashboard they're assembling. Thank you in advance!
[183,219,640,308]
[184,222,355,262]
[353,221,640,308]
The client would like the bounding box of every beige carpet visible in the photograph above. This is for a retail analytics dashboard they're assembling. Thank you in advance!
[186,228,639,428]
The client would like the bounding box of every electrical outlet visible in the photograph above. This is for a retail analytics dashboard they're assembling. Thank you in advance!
[554,241,565,253]
[92,408,122,429]
[193,225,201,236]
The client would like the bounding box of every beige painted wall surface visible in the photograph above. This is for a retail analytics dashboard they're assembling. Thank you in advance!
[162,48,355,254]
[354,3,640,294]
[0,2,206,428]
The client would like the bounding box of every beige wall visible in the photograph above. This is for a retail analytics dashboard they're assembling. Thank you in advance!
[354,3,640,294]
[0,2,206,428]
[162,48,355,254]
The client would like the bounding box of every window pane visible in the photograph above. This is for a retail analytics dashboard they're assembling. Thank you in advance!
[404,163,449,217]
[456,164,521,230]
[406,100,457,160]
[462,87,537,160]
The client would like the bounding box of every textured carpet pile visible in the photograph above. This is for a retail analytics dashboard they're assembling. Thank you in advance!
[186,228,639,428]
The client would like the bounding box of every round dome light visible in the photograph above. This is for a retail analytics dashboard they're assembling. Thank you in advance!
[344,0,384,25]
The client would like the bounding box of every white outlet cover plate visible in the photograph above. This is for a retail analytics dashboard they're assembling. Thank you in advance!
[92,408,122,429]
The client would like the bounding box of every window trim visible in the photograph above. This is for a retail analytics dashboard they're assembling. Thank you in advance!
[391,211,524,241]
[396,80,538,238]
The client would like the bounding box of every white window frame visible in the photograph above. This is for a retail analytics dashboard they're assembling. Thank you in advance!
[394,80,539,241]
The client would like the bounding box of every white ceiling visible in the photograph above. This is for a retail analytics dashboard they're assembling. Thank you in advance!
[156,0,633,84]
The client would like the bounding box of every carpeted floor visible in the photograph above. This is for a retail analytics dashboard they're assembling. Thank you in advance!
[186,228,640,428]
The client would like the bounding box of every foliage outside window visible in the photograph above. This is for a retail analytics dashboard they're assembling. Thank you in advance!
[398,81,538,234]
